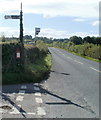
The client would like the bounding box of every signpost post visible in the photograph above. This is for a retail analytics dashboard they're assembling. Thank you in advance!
[4,3,24,69]
[34,27,40,46]
[4,3,23,45]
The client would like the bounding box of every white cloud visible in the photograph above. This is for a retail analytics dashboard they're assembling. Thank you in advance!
[74,18,85,22]
[39,28,68,38]
[0,0,99,18]
[92,20,99,26]
[38,28,98,38]
[0,27,98,38]
[0,27,19,37]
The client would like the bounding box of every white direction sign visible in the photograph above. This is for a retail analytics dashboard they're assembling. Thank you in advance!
[4,15,20,19]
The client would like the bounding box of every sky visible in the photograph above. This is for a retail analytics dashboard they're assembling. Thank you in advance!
[0,0,100,39]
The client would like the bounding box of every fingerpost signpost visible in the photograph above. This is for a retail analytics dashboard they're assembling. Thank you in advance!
[4,3,24,69]
[34,27,40,46]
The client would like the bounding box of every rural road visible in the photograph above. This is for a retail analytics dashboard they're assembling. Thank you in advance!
[1,47,100,118]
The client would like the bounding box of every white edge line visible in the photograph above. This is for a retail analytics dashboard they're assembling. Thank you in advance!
[90,67,101,73]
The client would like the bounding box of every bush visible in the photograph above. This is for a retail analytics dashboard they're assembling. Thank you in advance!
[2,43,23,73]
[2,42,52,85]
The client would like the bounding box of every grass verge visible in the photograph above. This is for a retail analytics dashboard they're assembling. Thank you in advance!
[2,53,52,85]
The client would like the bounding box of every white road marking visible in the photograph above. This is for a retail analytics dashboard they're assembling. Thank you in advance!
[16,96,24,101]
[74,60,83,64]
[27,112,36,115]
[90,67,101,73]
[37,107,46,115]
[21,85,27,89]
[35,98,43,103]
[35,92,41,97]
[34,83,38,86]
[0,108,3,113]
[21,112,26,115]
[34,86,40,91]
[9,105,21,114]
[19,90,25,94]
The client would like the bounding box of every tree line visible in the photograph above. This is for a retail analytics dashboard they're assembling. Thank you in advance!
[35,36,101,45]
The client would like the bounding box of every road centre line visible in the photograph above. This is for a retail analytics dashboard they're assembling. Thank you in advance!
[62,54,65,56]
[66,56,73,60]
[90,67,101,73]
[74,60,83,64]
[35,98,43,103]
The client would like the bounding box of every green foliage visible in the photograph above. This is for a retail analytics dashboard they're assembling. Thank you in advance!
[37,40,48,54]
[2,42,23,73]
[51,40,101,61]
[1,34,6,42]
[70,36,83,45]
[2,41,52,85]
[25,45,40,63]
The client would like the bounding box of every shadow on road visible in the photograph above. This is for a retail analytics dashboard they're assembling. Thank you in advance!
[50,70,70,76]
[0,92,26,118]
[1,83,95,116]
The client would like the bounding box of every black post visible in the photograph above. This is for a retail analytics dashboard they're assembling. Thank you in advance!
[19,3,24,70]
[20,3,23,46]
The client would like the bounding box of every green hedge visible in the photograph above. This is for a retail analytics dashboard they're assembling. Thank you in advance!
[51,42,101,61]
[2,43,23,73]
[2,42,52,85]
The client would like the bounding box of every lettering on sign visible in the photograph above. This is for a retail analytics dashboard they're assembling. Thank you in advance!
[4,15,20,19]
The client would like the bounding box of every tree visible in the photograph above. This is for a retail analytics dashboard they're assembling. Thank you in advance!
[96,37,101,45]
[69,36,83,45]
[24,35,32,40]
[1,35,5,42]
[83,36,93,44]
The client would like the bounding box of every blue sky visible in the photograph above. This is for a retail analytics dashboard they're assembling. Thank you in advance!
[0,0,99,38]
